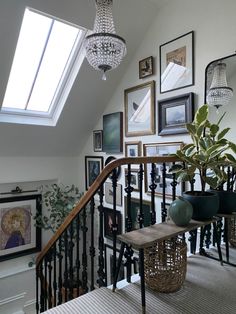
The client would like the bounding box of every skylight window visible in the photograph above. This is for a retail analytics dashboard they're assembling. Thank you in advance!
[0,7,87,126]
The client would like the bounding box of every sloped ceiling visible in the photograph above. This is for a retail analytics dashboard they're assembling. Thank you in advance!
[0,0,168,156]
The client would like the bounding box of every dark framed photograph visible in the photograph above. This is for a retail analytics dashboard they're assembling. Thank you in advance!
[125,169,140,192]
[85,156,104,190]
[105,244,125,286]
[104,207,122,240]
[143,142,183,198]
[158,92,194,135]
[139,56,154,79]
[93,130,103,152]
[104,182,122,207]
[124,196,151,231]
[103,112,123,153]
[125,141,142,157]
[105,156,121,181]
[160,31,194,93]
[124,81,155,137]
[0,194,42,261]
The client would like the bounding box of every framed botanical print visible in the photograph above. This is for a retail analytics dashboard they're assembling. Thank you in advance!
[160,31,194,93]
[0,194,42,261]
[85,156,104,190]
[124,81,155,137]
[125,141,142,157]
[143,142,183,197]
[158,92,194,135]
[139,56,154,79]
[103,112,123,153]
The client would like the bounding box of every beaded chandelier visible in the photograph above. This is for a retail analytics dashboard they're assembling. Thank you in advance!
[206,62,233,111]
[84,0,127,80]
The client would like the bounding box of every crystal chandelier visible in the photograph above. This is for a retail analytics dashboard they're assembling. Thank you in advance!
[84,0,127,80]
[206,62,233,111]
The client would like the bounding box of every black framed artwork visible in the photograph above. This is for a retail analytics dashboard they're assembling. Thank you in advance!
[104,207,122,240]
[139,56,154,79]
[158,92,194,135]
[0,194,42,261]
[93,130,103,152]
[160,31,194,93]
[103,112,123,153]
[85,156,104,190]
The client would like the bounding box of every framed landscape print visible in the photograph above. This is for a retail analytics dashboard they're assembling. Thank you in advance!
[143,142,183,197]
[0,194,42,261]
[103,112,123,153]
[85,156,104,190]
[139,56,154,79]
[125,141,142,157]
[124,197,151,231]
[124,81,155,137]
[160,31,194,93]
[93,130,103,152]
[158,92,194,135]
[104,182,122,206]
[104,207,122,240]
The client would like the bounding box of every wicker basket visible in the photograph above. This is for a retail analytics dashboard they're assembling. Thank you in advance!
[229,214,236,247]
[144,236,187,293]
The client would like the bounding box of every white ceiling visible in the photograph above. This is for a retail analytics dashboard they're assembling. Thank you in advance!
[0,0,168,156]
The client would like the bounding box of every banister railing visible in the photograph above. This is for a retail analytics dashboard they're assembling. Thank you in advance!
[36,156,182,313]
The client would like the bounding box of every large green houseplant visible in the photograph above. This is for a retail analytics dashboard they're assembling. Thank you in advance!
[170,104,236,219]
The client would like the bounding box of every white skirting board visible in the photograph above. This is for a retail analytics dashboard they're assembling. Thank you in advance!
[0,292,26,314]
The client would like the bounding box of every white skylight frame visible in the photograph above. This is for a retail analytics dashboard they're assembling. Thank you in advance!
[0,7,88,126]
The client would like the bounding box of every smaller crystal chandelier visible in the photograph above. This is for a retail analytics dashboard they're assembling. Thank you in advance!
[84,0,127,80]
[206,62,233,111]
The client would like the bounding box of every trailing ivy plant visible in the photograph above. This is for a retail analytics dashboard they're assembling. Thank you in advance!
[170,104,236,192]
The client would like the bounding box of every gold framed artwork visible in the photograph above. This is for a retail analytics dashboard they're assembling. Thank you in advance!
[125,141,142,157]
[124,81,155,137]
[160,31,194,93]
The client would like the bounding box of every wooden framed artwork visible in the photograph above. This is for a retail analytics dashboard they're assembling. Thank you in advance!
[125,141,142,157]
[139,56,154,79]
[85,156,103,190]
[93,130,103,152]
[105,244,125,286]
[124,196,151,231]
[104,182,122,206]
[160,31,194,93]
[125,169,140,192]
[0,194,42,261]
[104,207,122,240]
[124,81,155,137]
[103,112,123,153]
[158,92,194,135]
[143,142,183,197]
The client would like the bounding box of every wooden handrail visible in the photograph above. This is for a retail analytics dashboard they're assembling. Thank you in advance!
[36,156,179,265]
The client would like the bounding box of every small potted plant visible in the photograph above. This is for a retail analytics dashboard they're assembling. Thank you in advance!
[170,104,236,220]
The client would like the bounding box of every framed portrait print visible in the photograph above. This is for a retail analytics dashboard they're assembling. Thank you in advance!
[124,81,155,137]
[158,92,194,135]
[0,194,42,261]
[143,142,183,197]
[160,31,194,93]
[125,141,142,157]
[139,56,154,79]
[105,244,125,286]
[104,182,122,206]
[125,169,140,192]
[124,196,151,231]
[103,112,123,153]
[85,156,104,190]
[104,207,122,240]
[93,130,103,152]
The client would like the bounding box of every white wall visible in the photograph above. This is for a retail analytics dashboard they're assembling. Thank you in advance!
[78,0,236,234]
[0,156,80,314]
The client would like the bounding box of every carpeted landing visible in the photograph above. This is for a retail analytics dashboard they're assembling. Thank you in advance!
[42,250,236,314]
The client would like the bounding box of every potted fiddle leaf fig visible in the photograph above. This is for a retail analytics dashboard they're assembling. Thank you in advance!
[170,104,236,220]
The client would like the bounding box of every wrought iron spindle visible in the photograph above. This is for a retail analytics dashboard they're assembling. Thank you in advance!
[149,163,156,225]
[171,162,177,201]
[75,214,81,296]
[39,262,44,313]
[89,197,95,291]
[44,257,48,310]
[47,250,53,308]
[68,223,74,300]
[64,231,69,302]
[53,244,57,307]
[82,207,88,292]
[97,187,106,287]
[138,163,144,228]
[57,236,63,305]
[111,169,118,289]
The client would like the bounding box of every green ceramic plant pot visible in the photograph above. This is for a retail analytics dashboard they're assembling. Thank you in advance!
[211,190,236,214]
[169,196,193,226]
[182,191,219,221]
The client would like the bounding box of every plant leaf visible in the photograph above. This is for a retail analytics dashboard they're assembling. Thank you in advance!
[217,127,230,140]
[194,104,208,125]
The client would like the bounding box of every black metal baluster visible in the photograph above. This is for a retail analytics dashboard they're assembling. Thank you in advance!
[161,201,167,222]
[170,162,177,201]
[38,262,44,313]
[162,162,167,211]
[68,223,74,300]
[47,250,53,308]
[149,163,156,225]
[44,257,48,310]
[97,187,106,287]
[111,169,118,289]
[82,207,88,293]
[138,163,144,228]
[75,214,81,296]
[57,236,63,305]
[90,197,95,291]
[64,231,69,303]
[53,244,57,307]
